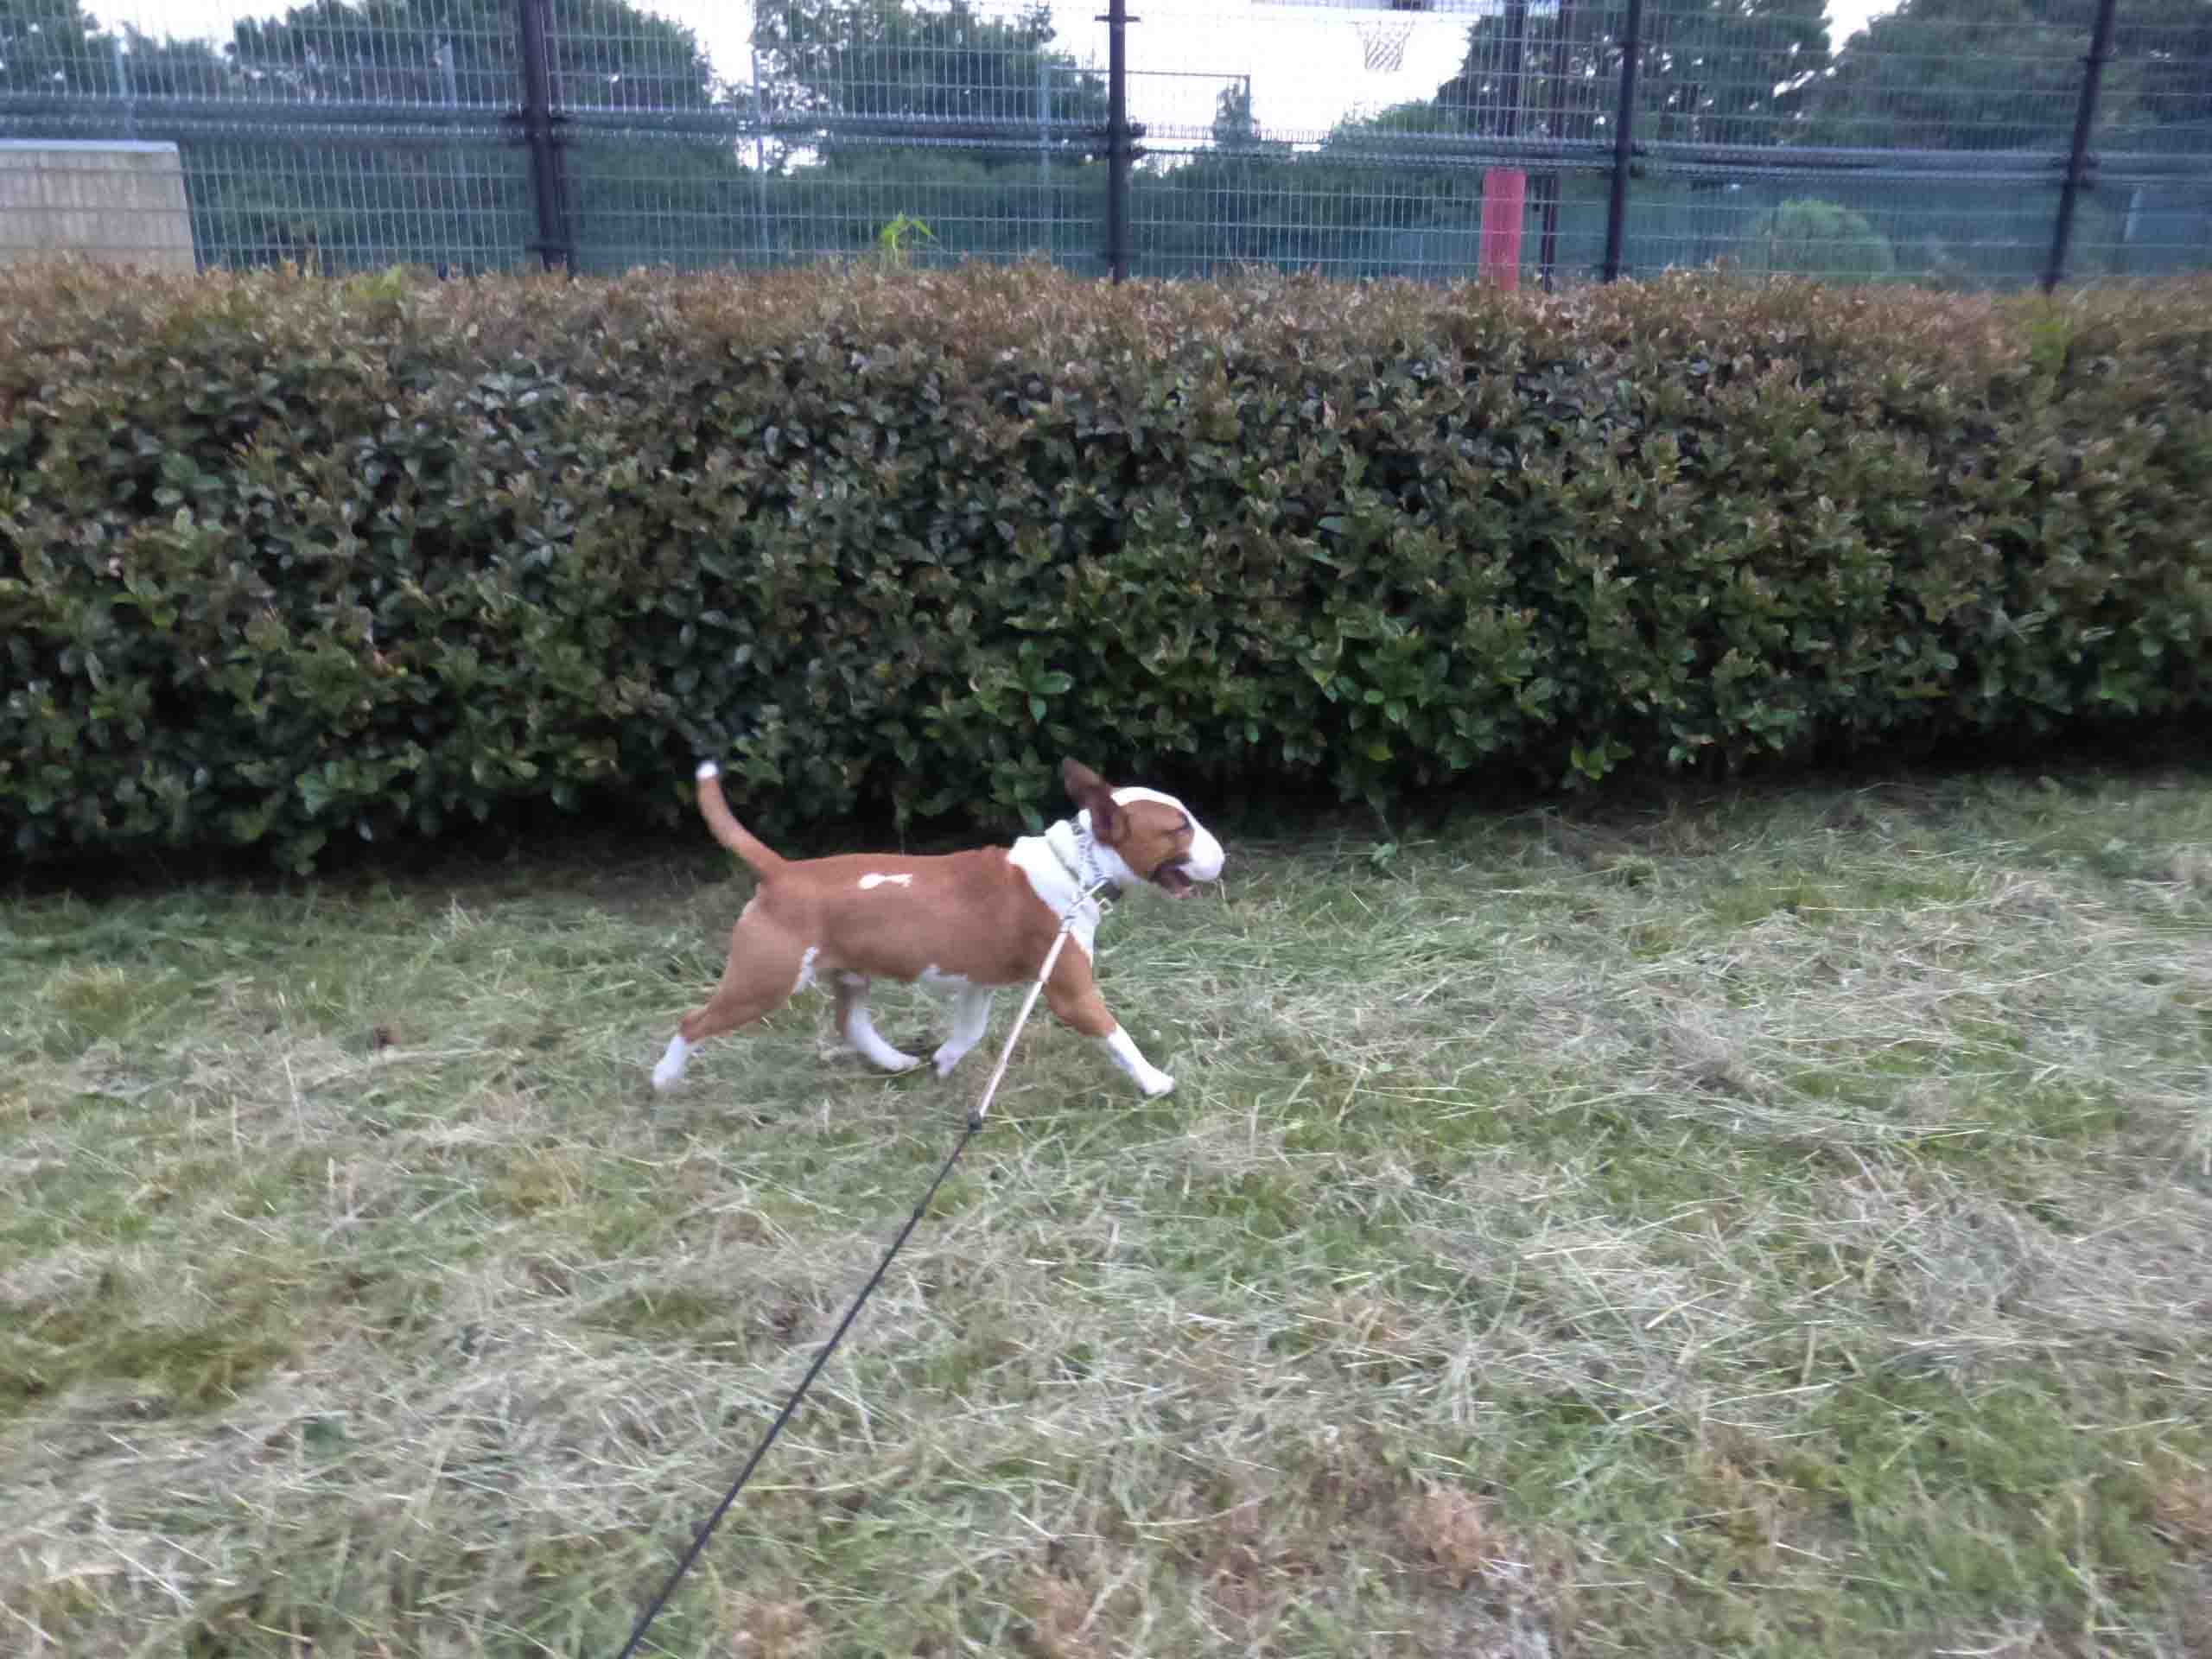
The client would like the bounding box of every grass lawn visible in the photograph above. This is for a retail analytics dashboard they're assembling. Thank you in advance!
[4,764,2210,1657]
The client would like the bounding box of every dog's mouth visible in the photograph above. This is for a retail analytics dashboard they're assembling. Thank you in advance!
[1151,861,1196,899]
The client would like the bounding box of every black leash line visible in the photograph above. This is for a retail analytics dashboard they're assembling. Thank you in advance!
[613,887,1101,1657]
[613,1111,983,1659]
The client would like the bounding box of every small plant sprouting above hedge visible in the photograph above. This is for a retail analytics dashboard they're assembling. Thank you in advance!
[3,259,2208,868]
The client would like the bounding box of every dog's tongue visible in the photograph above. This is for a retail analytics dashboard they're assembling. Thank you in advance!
[1155,865,1194,898]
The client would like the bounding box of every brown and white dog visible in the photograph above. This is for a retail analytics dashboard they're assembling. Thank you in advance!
[652,759,1225,1098]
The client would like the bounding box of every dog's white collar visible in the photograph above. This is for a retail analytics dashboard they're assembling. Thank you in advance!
[1043,817,1112,901]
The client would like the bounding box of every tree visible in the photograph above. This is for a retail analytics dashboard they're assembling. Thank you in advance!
[1130,79,1308,277]
[166,0,740,271]
[1436,0,1831,149]
[1,0,753,272]
[218,0,721,111]
[1128,96,1486,282]
[1209,79,1285,155]
[0,0,111,95]
[1154,0,1837,284]
[1736,196,1897,277]
[1802,0,2086,150]
[1802,0,2212,153]
[116,29,233,100]
[740,0,1111,269]
[1786,0,2210,282]
[752,0,1107,166]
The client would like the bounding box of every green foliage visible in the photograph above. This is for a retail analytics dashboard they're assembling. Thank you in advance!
[1436,0,1833,147]
[0,0,744,274]
[874,213,936,267]
[222,0,721,113]
[8,0,2209,287]
[1736,198,1898,282]
[753,0,1108,168]
[0,0,112,94]
[3,260,2210,868]
[1805,0,2212,151]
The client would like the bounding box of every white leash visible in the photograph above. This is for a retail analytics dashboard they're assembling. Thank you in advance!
[966,874,1110,1127]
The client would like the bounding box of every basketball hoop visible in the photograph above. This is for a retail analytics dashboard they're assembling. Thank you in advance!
[1354,17,1415,73]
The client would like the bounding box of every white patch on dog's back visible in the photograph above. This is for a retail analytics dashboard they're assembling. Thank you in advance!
[858,873,914,890]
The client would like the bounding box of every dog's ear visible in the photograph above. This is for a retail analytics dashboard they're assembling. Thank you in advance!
[1061,759,1122,839]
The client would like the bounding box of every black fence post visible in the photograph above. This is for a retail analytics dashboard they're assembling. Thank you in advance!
[1105,0,1133,283]
[515,0,574,273]
[1601,0,1644,283]
[2044,0,2121,293]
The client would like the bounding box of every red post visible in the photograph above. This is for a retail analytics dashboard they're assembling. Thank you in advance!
[1480,168,1526,288]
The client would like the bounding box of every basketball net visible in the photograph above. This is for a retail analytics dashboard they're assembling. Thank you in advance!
[1354,17,1415,73]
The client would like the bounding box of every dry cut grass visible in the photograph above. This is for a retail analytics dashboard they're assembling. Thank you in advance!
[3,763,2211,1656]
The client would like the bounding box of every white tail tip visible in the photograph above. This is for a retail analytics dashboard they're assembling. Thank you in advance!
[696,761,720,782]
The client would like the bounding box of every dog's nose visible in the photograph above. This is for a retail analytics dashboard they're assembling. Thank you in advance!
[1185,825,1225,883]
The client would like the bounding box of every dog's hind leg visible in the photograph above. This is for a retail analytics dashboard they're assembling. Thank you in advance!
[834,973,922,1072]
[652,918,816,1091]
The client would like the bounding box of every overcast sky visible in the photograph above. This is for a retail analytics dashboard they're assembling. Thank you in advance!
[99,0,1893,147]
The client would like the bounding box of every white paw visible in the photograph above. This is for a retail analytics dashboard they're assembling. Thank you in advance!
[847,1019,923,1073]
[1139,1071,1176,1099]
[652,1035,692,1091]
[932,1046,968,1077]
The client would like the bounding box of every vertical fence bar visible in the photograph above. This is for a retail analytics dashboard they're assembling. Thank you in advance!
[1105,0,1132,282]
[1536,0,1575,290]
[515,0,574,272]
[109,36,136,139]
[1039,52,1053,259]
[2043,0,2121,293]
[1600,0,1644,282]
[111,37,137,139]
[752,44,772,267]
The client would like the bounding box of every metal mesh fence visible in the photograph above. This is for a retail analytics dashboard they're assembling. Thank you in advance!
[98,0,518,112]
[178,135,535,273]
[2082,7,2212,275]
[0,0,2205,288]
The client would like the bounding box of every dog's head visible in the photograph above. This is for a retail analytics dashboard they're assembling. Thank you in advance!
[1062,759,1226,899]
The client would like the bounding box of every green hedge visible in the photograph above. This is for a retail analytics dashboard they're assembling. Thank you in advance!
[3,260,2209,868]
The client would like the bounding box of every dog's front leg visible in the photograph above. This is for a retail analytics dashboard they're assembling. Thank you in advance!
[1045,960,1175,1098]
[1099,1027,1176,1098]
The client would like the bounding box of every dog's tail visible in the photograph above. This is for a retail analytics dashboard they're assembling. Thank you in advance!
[693,762,785,880]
